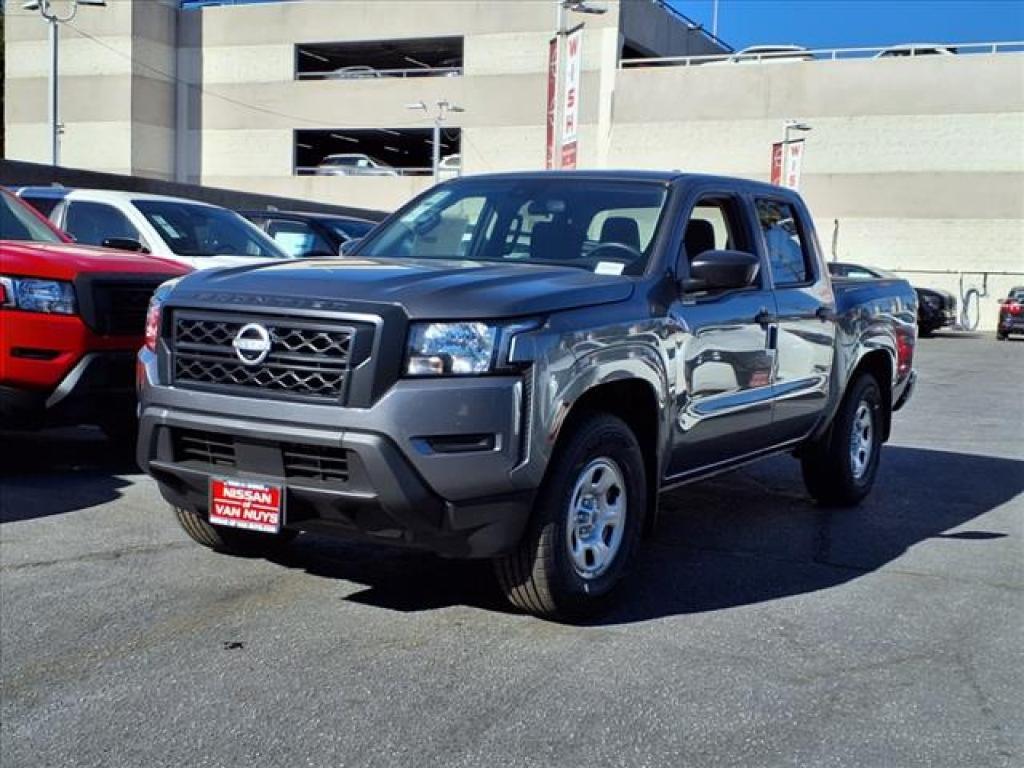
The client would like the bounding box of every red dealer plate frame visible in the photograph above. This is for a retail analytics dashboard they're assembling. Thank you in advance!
[209,478,284,534]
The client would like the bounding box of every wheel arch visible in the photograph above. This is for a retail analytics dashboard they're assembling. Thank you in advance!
[550,377,663,533]
[848,349,893,441]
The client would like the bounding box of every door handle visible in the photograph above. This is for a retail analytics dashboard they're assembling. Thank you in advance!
[815,306,834,322]
[754,308,777,327]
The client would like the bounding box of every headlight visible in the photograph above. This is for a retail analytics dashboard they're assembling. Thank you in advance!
[0,276,76,315]
[406,322,499,376]
[143,276,184,352]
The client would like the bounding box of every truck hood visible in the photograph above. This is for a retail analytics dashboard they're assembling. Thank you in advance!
[1,240,189,281]
[171,257,635,319]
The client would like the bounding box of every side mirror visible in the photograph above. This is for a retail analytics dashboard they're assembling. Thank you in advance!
[338,238,362,256]
[101,237,148,253]
[683,249,759,292]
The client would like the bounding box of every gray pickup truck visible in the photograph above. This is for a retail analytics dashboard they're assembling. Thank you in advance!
[137,171,917,618]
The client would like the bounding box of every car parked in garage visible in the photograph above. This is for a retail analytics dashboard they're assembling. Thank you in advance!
[827,261,956,336]
[0,188,188,438]
[239,210,377,257]
[997,286,1024,340]
[314,154,400,177]
[38,189,289,270]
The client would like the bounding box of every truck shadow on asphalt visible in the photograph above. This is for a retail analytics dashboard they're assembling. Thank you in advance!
[0,428,137,522]
[271,446,1023,624]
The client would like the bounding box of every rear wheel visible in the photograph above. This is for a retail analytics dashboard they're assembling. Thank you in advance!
[173,505,297,556]
[801,374,884,507]
[996,331,1008,341]
[493,414,646,619]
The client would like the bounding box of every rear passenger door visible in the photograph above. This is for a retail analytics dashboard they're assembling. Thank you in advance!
[753,196,836,443]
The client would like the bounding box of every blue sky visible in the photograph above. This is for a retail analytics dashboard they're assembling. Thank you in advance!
[669,0,1024,50]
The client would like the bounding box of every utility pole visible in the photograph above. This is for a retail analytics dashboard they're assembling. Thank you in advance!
[712,0,720,38]
[407,99,465,183]
[22,0,108,167]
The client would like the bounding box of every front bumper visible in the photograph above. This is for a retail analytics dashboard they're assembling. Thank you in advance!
[136,348,536,558]
[0,351,136,429]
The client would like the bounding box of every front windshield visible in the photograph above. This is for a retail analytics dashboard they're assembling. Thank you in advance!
[133,199,285,259]
[0,191,63,244]
[326,219,375,240]
[358,178,669,276]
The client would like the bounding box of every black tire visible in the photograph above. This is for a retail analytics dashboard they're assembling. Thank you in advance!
[996,332,1008,341]
[918,324,935,338]
[493,414,646,619]
[800,374,884,507]
[173,505,297,556]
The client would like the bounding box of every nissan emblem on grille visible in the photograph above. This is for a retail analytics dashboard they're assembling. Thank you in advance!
[232,323,272,365]
[172,311,356,401]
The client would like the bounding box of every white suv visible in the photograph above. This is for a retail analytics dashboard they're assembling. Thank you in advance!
[45,189,289,270]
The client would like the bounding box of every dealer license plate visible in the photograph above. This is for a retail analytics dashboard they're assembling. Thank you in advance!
[209,478,283,534]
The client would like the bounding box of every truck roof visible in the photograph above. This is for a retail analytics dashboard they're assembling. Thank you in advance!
[447,170,796,196]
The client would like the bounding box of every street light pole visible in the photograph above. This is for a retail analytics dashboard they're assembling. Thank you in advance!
[407,99,465,183]
[47,13,60,166]
[23,0,108,167]
[784,120,812,146]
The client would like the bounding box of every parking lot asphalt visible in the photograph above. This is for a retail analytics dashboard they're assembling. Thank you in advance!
[1,333,1022,768]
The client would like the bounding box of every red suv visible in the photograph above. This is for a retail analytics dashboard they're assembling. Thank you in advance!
[1,189,188,438]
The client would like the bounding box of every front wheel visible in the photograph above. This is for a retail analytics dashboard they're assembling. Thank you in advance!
[493,414,646,619]
[800,374,884,507]
[173,506,297,556]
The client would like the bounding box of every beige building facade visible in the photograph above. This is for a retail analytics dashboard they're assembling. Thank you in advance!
[5,0,1023,328]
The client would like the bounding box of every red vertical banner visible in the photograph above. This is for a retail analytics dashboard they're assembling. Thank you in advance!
[560,26,583,170]
[770,142,784,185]
[545,37,558,169]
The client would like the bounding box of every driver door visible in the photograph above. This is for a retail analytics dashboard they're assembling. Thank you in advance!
[665,191,778,478]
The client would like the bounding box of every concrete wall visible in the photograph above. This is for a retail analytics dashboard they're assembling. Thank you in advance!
[4,0,180,179]
[5,1,1021,329]
[610,54,1024,328]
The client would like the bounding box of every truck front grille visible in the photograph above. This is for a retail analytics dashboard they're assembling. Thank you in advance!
[171,311,355,401]
[78,276,173,336]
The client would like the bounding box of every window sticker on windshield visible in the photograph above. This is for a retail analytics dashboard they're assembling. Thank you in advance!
[151,214,183,239]
[595,261,625,276]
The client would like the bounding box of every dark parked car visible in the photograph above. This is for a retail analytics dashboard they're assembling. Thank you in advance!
[997,286,1024,340]
[827,262,956,336]
[138,171,917,619]
[239,210,377,257]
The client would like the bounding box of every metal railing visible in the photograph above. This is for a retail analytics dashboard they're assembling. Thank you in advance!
[297,67,462,81]
[295,166,433,177]
[620,40,1024,69]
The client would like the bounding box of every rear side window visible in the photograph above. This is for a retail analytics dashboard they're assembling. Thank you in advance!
[755,198,812,286]
[64,201,140,246]
[264,218,334,257]
[19,194,62,217]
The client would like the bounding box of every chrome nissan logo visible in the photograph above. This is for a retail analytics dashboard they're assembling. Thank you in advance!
[232,323,271,365]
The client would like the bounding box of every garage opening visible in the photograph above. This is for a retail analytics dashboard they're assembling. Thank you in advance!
[295,37,463,80]
[295,128,461,176]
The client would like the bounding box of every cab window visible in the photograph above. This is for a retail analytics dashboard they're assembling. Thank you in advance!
[755,199,813,286]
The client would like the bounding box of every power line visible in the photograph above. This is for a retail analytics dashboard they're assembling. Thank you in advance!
[65,22,437,131]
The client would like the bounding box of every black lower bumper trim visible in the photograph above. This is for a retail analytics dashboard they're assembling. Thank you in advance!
[0,351,136,430]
